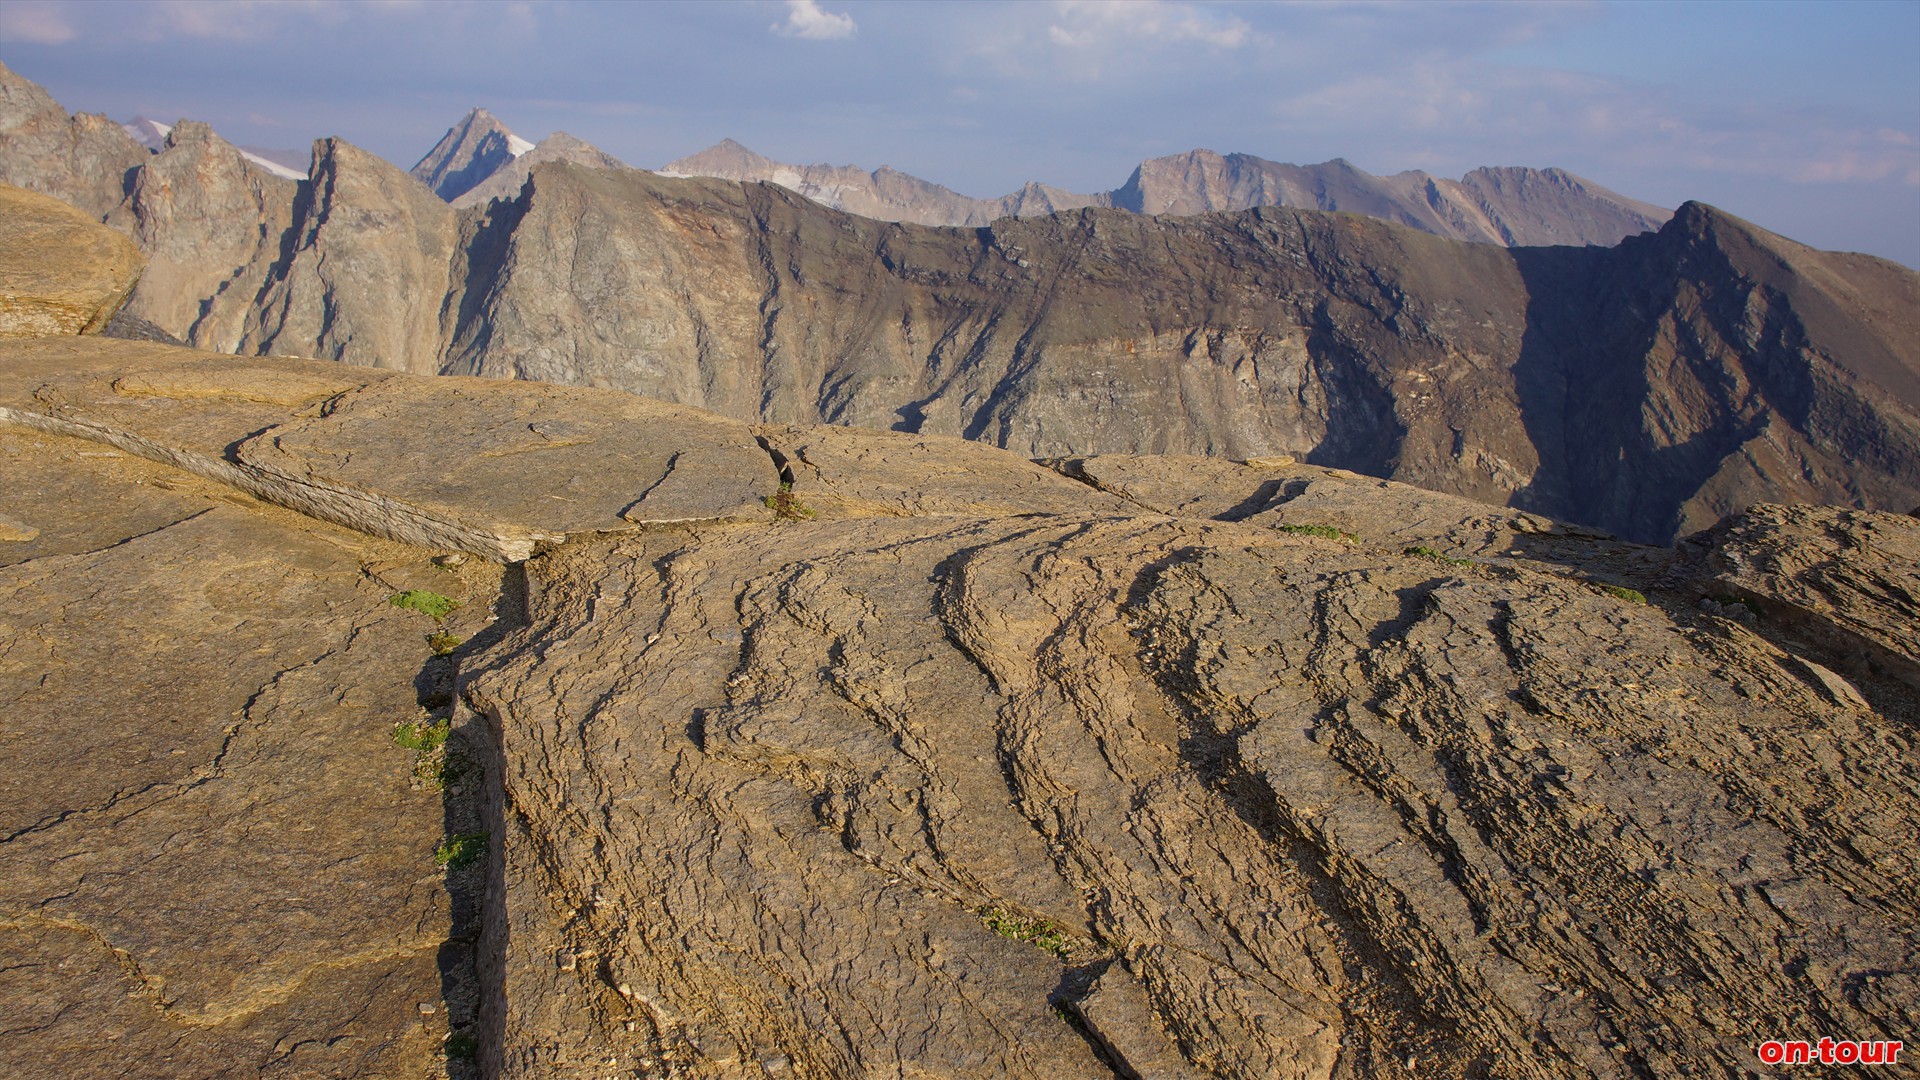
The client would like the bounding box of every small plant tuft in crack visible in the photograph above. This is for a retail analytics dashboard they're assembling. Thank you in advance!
[764,481,817,521]
[391,589,460,620]
[1403,545,1474,567]
[426,630,463,656]
[1598,583,1648,604]
[444,1030,479,1060]
[978,904,1073,960]
[434,831,489,871]
[394,714,455,787]
[1276,523,1359,543]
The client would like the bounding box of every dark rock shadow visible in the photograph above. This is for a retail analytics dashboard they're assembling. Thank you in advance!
[408,559,527,1078]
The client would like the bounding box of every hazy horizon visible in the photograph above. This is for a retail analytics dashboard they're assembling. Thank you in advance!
[4,0,1916,267]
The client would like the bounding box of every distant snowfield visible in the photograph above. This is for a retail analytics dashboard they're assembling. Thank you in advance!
[507,132,535,157]
[120,116,307,181]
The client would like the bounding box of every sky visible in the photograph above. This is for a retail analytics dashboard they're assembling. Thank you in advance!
[3,0,1917,266]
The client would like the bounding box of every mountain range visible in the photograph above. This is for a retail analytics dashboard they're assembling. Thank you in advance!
[1,59,1913,547]
[660,137,1672,246]
[403,108,1670,247]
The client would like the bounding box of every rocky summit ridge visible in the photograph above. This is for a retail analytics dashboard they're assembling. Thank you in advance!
[3,187,1918,1080]
[660,140,1672,246]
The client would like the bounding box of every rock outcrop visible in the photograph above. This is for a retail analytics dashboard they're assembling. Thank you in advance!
[121,115,307,181]
[245,138,459,374]
[0,184,142,337]
[103,121,299,352]
[2,203,1915,1076]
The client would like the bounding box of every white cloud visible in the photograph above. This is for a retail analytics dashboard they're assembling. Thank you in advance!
[1047,0,1250,50]
[1268,59,1920,191]
[772,0,856,41]
[0,1,77,43]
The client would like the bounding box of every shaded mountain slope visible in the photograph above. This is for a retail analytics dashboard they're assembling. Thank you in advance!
[429,163,1914,542]
[410,106,534,202]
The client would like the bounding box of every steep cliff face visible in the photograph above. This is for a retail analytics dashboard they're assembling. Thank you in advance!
[244,138,457,374]
[105,121,298,353]
[1513,202,1920,542]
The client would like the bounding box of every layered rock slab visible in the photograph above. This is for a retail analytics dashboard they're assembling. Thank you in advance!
[0,337,780,558]
[0,183,143,338]
[2,324,1915,1077]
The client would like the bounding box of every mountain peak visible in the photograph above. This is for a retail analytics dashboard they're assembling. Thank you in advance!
[409,108,532,201]
[661,139,783,179]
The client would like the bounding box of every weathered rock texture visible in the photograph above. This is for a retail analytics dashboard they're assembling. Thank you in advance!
[0,183,143,337]
[4,325,1917,1078]
[462,440,1920,1079]
[662,141,1670,246]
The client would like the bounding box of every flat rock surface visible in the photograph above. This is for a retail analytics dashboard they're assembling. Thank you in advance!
[0,338,778,558]
[241,375,777,533]
[0,427,503,1079]
[0,183,143,338]
[758,423,1129,519]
